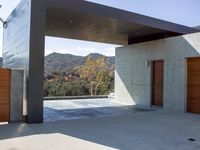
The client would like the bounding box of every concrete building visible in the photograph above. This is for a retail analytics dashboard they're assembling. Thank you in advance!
[115,32,200,113]
[2,0,200,123]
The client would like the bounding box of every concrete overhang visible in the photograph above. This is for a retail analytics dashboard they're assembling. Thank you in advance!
[46,0,199,45]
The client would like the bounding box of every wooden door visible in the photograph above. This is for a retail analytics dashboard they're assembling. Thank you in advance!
[187,58,200,114]
[152,60,164,107]
[0,69,11,122]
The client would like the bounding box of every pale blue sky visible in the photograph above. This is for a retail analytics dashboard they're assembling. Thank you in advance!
[0,0,200,57]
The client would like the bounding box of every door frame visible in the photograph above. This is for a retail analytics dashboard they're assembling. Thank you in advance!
[151,60,164,107]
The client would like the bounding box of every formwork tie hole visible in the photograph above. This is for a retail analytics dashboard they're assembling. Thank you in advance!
[188,138,196,142]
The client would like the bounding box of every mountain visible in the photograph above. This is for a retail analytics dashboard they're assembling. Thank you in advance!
[0,53,114,72]
[87,53,115,65]
[0,57,2,67]
[45,53,115,75]
[194,26,200,30]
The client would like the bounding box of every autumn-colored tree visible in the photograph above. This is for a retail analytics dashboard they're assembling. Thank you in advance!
[76,56,111,95]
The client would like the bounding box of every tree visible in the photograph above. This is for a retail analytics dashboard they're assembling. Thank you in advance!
[76,56,112,95]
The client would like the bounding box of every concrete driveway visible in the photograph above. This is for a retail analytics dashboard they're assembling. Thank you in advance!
[0,110,200,150]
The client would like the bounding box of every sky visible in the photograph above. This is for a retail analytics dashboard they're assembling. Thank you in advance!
[0,0,200,57]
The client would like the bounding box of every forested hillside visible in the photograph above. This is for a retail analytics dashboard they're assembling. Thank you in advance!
[0,54,115,96]
[44,53,115,96]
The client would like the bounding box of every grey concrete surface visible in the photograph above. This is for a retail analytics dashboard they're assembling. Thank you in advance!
[1,111,200,150]
[115,32,200,112]
[10,69,24,122]
[44,98,140,122]
[3,0,45,123]
[3,0,31,120]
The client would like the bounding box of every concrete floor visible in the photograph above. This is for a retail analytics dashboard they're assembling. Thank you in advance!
[44,98,137,122]
[1,110,200,150]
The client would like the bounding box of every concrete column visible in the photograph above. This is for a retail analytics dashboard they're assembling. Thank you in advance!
[27,0,46,123]
[10,69,24,122]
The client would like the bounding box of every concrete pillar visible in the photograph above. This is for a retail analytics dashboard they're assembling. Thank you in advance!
[9,69,24,122]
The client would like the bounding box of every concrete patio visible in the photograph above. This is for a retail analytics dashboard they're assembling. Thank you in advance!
[1,110,200,150]
[44,98,138,122]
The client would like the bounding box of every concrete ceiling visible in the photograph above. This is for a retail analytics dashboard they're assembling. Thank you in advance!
[46,0,199,45]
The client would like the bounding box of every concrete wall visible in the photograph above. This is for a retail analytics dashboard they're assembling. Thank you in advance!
[3,0,31,117]
[115,32,200,112]
[10,69,24,122]
[3,0,46,123]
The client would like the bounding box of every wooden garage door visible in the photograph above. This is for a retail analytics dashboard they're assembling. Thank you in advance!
[0,69,11,122]
[152,60,164,107]
[187,58,200,114]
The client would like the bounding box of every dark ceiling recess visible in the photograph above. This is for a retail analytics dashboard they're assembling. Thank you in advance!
[46,0,199,45]
[128,32,182,44]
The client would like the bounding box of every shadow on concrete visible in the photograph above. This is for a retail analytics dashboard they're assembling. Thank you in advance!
[44,105,153,122]
[1,109,200,150]
[0,106,154,150]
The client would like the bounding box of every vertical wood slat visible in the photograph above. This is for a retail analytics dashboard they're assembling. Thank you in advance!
[152,60,164,107]
[0,69,11,122]
[187,58,200,114]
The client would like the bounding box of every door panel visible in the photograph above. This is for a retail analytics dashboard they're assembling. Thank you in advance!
[187,58,200,114]
[152,60,164,107]
[0,69,10,122]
